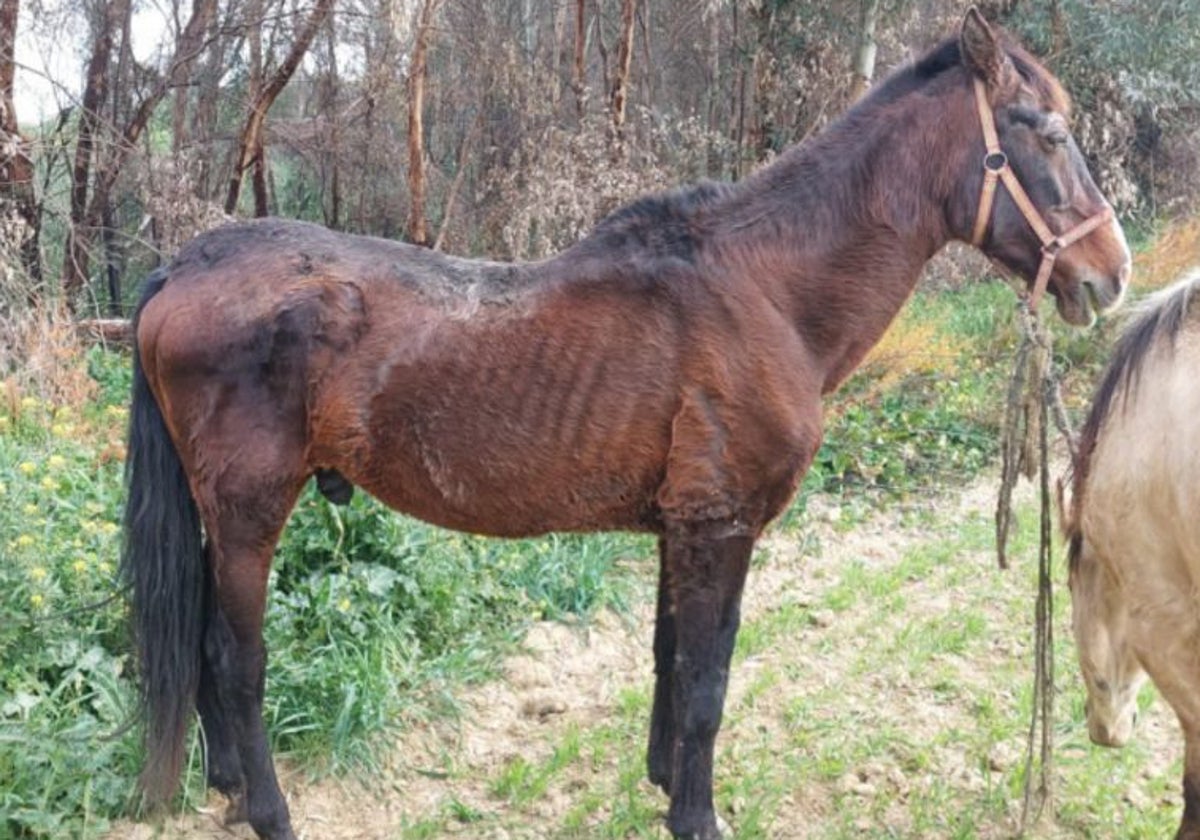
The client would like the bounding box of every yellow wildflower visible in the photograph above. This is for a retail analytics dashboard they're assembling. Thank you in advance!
[337,598,351,612]
[40,476,57,492]
[72,559,88,574]
[19,396,38,411]
[30,594,44,608]
[30,566,47,581]
[22,503,38,516]
[51,423,75,438]
[97,561,112,575]
[47,455,67,471]
[15,534,34,549]
[0,480,6,496]
[18,461,36,475]
[0,415,10,432]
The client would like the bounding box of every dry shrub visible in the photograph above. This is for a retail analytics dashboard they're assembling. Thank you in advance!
[1133,215,1200,291]
[919,242,994,292]
[1,199,99,410]
[860,314,965,396]
[134,155,230,256]
[0,309,97,411]
[1073,75,1140,211]
[0,206,37,307]
[488,110,721,260]
[1139,116,1200,217]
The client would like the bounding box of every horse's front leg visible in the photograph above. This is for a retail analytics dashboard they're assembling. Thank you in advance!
[647,537,677,793]
[1178,736,1200,840]
[661,525,754,840]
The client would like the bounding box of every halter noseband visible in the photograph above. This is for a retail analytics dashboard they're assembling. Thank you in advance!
[970,77,1113,310]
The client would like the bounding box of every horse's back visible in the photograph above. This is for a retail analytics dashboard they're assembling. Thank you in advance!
[1083,279,1200,598]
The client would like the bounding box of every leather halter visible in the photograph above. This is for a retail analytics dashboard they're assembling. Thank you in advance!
[970,77,1114,310]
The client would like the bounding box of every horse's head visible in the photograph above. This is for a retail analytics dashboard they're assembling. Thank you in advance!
[1067,533,1147,747]
[958,9,1131,326]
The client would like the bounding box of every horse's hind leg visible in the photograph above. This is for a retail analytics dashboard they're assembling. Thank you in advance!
[662,528,753,840]
[197,473,305,840]
[196,551,248,821]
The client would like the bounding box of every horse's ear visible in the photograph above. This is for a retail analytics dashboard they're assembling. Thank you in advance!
[960,7,1013,87]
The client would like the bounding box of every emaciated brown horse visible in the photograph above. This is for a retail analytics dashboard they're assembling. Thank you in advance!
[123,10,1129,839]
[1064,268,1200,839]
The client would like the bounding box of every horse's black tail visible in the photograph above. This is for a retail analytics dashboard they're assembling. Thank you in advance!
[120,267,207,805]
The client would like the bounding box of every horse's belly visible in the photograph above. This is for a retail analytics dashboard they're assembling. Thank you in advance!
[354,446,664,537]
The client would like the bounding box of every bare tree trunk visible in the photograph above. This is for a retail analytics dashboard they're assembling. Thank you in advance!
[432,114,480,252]
[171,0,219,154]
[594,0,610,98]
[63,0,218,304]
[731,0,747,178]
[62,0,129,298]
[849,0,881,101]
[405,0,440,247]
[609,0,636,147]
[704,0,722,177]
[747,2,775,160]
[572,0,587,112]
[195,0,235,198]
[320,15,341,228]
[0,0,42,293]
[636,0,652,115]
[225,0,335,215]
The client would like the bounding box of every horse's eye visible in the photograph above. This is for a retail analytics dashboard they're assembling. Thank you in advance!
[1045,131,1069,148]
[1093,677,1110,693]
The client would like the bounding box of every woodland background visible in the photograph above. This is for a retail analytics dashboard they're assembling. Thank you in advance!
[3,2,1200,837]
[1,0,1199,326]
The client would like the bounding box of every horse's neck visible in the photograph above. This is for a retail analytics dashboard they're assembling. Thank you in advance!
[710,94,972,393]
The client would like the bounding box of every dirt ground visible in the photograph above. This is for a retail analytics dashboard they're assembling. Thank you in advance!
[107,473,1183,839]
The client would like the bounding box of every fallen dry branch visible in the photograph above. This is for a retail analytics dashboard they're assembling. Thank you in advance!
[76,318,133,346]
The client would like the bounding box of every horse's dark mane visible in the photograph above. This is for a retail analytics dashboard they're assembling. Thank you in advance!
[861,32,1069,114]
[1068,268,1200,571]
[581,180,733,261]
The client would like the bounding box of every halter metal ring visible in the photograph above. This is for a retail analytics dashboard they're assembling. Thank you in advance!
[983,151,1008,172]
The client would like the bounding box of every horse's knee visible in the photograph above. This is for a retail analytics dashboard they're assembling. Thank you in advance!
[679,677,726,740]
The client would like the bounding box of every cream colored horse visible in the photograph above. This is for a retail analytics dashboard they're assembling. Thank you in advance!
[1064,267,1200,839]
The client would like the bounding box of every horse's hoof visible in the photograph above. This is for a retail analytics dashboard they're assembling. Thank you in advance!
[669,814,727,839]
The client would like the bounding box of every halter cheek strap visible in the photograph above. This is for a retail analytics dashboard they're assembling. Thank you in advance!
[970,77,1114,310]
